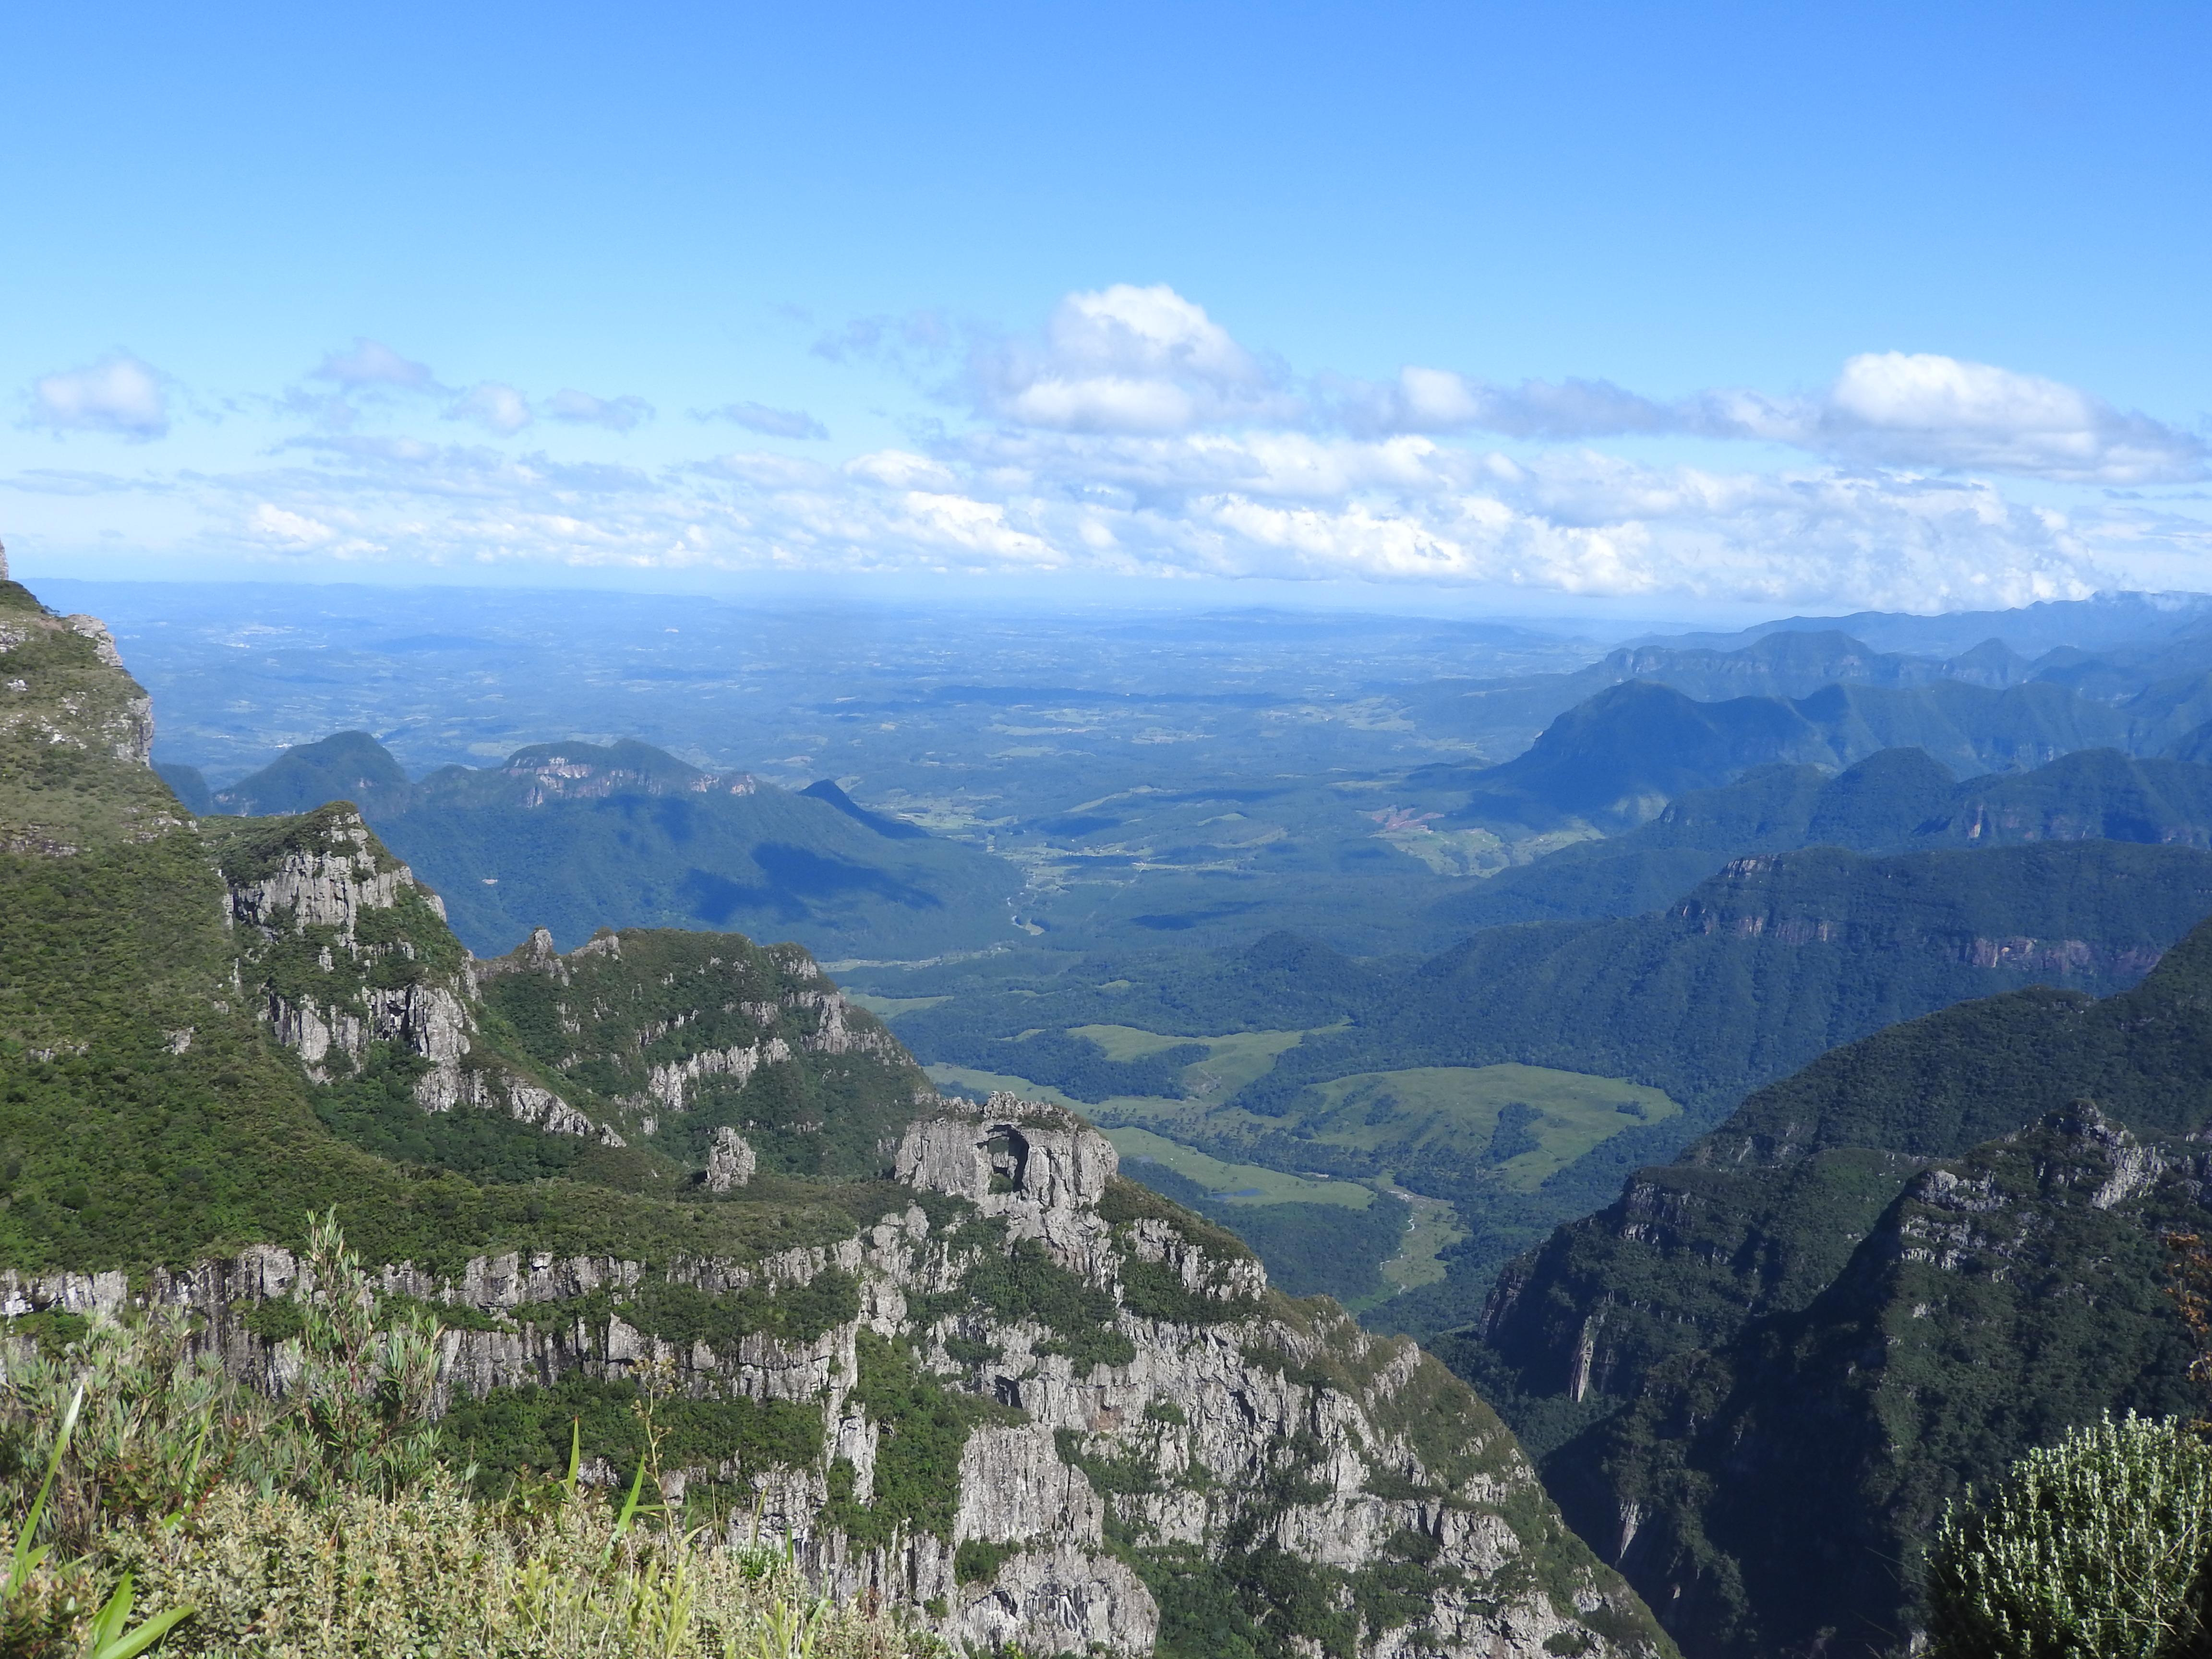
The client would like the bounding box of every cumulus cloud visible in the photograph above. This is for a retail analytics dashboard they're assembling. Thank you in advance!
[446,382,534,435]
[1772,351,2206,483]
[135,404,2136,612]
[29,284,2208,609]
[548,388,653,432]
[967,284,1299,433]
[28,354,171,439]
[694,401,829,440]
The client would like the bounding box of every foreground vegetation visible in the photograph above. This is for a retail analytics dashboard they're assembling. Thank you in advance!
[0,1216,931,1659]
[1929,1414,2212,1659]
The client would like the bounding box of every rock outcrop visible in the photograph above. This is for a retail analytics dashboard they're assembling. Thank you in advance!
[212,806,621,1143]
[0,574,1670,1659]
[706,1126,756,1191]
[0,580,180,851]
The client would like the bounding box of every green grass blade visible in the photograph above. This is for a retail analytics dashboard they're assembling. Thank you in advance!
[89,1573,134,1647]
[7,1383,83,1601]
[607,1451,651,1556]
[91,1601,195,1659]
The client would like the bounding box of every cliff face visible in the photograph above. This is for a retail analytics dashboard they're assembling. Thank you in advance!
[1462,919,2212,1659]
[1547,1106,2207,1659]
[0,1094,1669,1659]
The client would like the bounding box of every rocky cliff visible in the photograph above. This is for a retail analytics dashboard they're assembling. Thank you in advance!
[1457,917,2212,1658]
[0,574,178,854]
[0,578,1673,1659]
[0,1094,1671,1659]
[1543,1105,2207,1659]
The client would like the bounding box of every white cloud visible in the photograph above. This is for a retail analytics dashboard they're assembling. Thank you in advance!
[28,354,170,439]
[1791,351,2205,483]
[24,284,2210,610]
[248,502,339,546]
[1338,350,2205,485]
[846,449,958,490]
[313,339,436,389]
[1337,369,1671,440]
[123,408,2129,612]
[695,401,828,440]
[446,382,534,435]
[548,388,653,432]
[970,283,1298,433]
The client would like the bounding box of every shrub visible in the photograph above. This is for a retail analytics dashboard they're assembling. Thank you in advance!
[9,1481,925,1658]
[1926,1413,2212,1659]
[0,1215,935,1658]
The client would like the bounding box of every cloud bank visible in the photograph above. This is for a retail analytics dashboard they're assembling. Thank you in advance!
[10,290,2210,609]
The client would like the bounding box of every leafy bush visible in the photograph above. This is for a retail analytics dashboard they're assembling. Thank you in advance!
[1926,1413,2212,1659]
[11,1481,921,1658]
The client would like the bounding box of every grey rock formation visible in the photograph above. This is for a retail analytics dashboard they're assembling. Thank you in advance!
[221,808,620,1144]
[706,1126,757,1191]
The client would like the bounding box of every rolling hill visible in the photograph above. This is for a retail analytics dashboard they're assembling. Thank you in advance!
[212,730,1023,962]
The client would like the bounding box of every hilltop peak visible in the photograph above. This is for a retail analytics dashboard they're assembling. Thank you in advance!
[0,577,181,852]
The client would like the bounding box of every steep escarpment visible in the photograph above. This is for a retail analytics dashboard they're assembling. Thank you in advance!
[1545,1106,2206,1659]
[0,1096,1673,1659]
[0,575,1670,1659]
[0,574,179,854]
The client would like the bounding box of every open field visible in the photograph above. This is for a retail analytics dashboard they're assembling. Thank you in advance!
[1293,1064,1681,1189]
[1102,1126,1376,1209]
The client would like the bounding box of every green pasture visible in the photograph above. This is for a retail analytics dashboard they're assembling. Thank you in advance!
[845,993,950,1019]
[1296,1064,1680,1190]
[1102,1126,1375,1209]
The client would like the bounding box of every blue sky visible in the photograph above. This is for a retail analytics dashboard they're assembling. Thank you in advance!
[4,0,2210,617]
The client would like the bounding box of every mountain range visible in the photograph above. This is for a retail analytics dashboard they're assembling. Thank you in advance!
[29,554,2212,1659]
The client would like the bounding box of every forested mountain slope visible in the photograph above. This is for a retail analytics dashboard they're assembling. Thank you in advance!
[1436,744,2212,932]
[1438,678,2141,838]
[1452,914,2212,1659]
[0,568,1669,1659]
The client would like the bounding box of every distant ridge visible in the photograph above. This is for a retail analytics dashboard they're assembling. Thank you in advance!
[212,731,1020,960]
[1638,588,2212,659]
